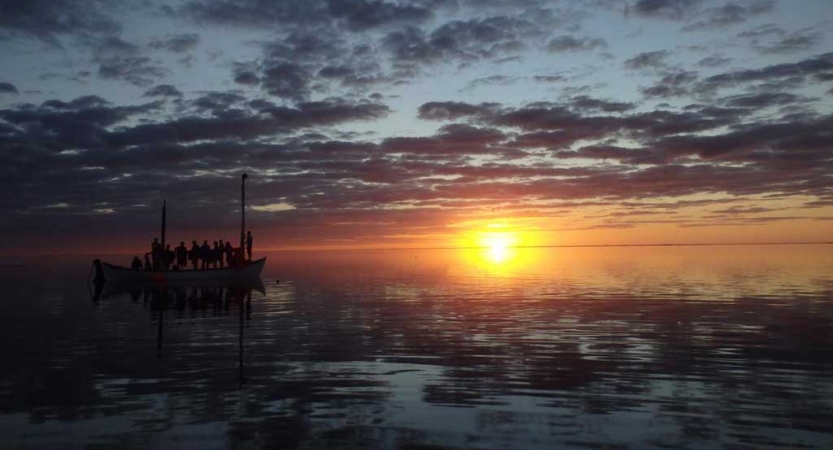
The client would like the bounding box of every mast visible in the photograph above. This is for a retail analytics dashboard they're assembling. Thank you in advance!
[240,173,248,249]
[161,199,167,249]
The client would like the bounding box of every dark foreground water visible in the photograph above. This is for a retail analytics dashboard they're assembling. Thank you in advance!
[1,245,832,449]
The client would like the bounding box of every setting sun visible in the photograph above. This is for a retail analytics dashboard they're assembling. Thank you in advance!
[488,240,509,262]
[467,226,523,264]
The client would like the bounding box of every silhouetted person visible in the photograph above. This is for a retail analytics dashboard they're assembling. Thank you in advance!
[224,241,233,266]
[246,231,253,261]
[217,240,226,268]
[212,241,221,268]
[164,244,174,271]
[144,254,152,271]
[175,241,188,269]
[189,240,199,270]
[200,240,211,270]
[151,238,162,270]
[131,256,143,270]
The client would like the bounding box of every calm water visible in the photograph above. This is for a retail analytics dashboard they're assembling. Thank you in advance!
[1,245,832,449]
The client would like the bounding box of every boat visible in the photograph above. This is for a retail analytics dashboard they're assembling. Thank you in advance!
[95,257,266,285]
[93,173,266,285]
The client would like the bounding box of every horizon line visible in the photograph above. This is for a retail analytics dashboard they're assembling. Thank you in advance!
[20,241,833,257]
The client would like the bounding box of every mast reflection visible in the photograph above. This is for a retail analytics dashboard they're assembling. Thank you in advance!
[95,281,262,384]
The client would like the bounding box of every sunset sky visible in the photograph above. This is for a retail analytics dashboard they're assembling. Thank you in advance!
[1,0,832,253]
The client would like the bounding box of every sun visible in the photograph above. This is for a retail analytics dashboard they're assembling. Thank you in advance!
[477,229,519,264]
[458,225,539,274]
[483,234,509,261]
[457,223,528,265]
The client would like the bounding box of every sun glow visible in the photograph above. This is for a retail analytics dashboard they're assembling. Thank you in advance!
[469,226,521,264]
[482,233,512,263]
[454,222,539,269]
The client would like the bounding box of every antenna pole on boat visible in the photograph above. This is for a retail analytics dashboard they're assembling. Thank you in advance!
[240,173,248,249]
[161,199,167,250]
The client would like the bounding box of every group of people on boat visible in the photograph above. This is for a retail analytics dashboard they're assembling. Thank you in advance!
[131,231,253,271]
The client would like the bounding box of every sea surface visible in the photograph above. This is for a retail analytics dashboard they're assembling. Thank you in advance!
[1,245,832,449]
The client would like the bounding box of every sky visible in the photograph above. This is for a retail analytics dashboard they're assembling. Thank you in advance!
[1,0,832,254]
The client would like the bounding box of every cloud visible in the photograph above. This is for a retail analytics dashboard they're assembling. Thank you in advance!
[417,101,500,121]
[0,0,121,44]
[682,0,775,31]
[381,123,508,156]
[143,84,183,98]
[106,99,390,147]
[182,0,433,31]
[190,91,247,113]
[0,96,389,185]
[628,0,776,36]
[414,99,833,180]
[230,61,260,86]
[269,99,394,128]
[630,0,706,20]
[233,71,260,86]
[98,55,168,86]
[650,113,833,164]
[554,145,654,164]
[567,95,636,113]
[640,71,699,98]
[751,29,823,54]
[697,54,732,68]
[0,82,19,94]
[463,75,519,91]
[533,75,567,83]
[316,61,388,88]
[0,95,162,153]
[419,102,727,151]
[710,206,778,215]
[623,50,670,70]
[181,0,328,28]
[722,92,811,109]
[176,6,574,98]
[382,16,540,67]
[737,24,823,54]
[737,23,785,39]
[260,62,312,102]
[149,33,201,53]
[89,35,139,54]
[507,130,594,150]
[545,35,607,52]
[327,0,433,31]
[698,52,833,93]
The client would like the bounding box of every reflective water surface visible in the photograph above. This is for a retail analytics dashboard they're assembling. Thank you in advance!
[1,245,832,449]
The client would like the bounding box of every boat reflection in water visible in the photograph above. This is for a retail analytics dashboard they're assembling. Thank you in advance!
[93,279,263,385]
